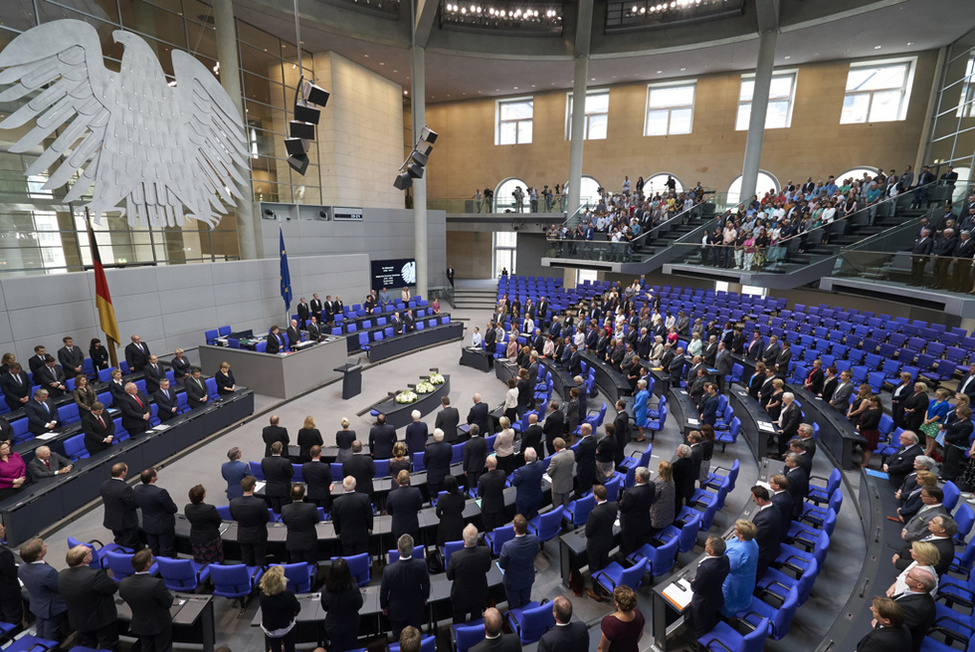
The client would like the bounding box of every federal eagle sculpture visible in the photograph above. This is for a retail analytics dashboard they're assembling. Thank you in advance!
[0,19,248,228]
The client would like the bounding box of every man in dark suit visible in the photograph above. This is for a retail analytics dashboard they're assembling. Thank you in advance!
[369,413,397,460]
[265,325,285,354]
[855,597,911,652]
[668,347,686,386]
[585,484,618,600]
[310,294,324,323]
[286,319,301,351]
[746,332,764,361]
[403,309,416,333]
[184,368,209,409]
[262,441,294,513]
[618,466,655,555]
[405,411,428,458]
[82,402,115,454]
[386,470,423,542]
[230,476,270,566]
[100,462,142,550]
[542,400,565,456]
[119,549,174,652]
[956,363,975,403]
[467,393,490,435]
[19,537,68,639]
[462,424,487,491]
[884,432,923,489]
[344,440,376,498]
[894,515,956,576]
[575,423,597,498]
[28,345,48,376]
[761,335,781,369]
[499,515,540,609]
[120,382,151,436]
[133,468,178,558]
[153,378,179,422]
[477,456,507,531]
[322,295,335,325]
[750,485,781,578]
[783,453,810,519]
[803,359,825,395]
[391,311,405,335]
[58,544,119,650]
[306,315,322,342]
[25,389,60,437]
[689,536,731,637]
[775,341,793,375]
[672,444,695,509]
[58,336,85,377]
[380,533,430,639]
[512,447,545,520]
[702,336,718,367]
[142,355,164,395]
[332,296,344,320]
[538,596,588,652]
[777,392,802,457]
[893,568,937,652]
[830,370,854,411]
[296,297,310,327]
[472,607,521,652]
[1,363,31,411]
[567,344,583,375]
[424,429,453,497]
[332,476,374,555]
[125,334,151,372]
[522,414,544,460]
[36,355,67,397]
[302,445,332,509]
[769,474,793,542]
[446,524,493,624]
[281,484,321,563]
[435,397,461,443]
[28,445,73,481]
[262,415,289,457]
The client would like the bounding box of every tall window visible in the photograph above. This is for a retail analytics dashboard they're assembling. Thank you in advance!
[566,90,610,140]
[841,58,916,124]
[645,83,696,136]
[494,232,518,277]
[736,71,798,131]
[956,56,975,118]
[644,173,684,195]
[496,98,534,145]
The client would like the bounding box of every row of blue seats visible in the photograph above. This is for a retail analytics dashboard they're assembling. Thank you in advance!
[357,316,452,352]
[0,360,145,417]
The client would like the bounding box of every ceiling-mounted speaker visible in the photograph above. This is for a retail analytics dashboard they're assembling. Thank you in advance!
[287,153,309,175]
[294,100,321,125]
[419,126,438,144]
[284,137,308,157]
[302,81,330,107]
[289,120,315,140]
[407,162,424,179]
[411,150,429,167]
[393,172,413,190]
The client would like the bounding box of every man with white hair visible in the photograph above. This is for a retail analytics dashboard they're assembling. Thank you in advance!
[884,431,923,489]
[478,456,507,531]
[547,438,575,508]
[119,381,150,436]
[423,428,453,498]
[467,393,490,435]
[446,524,492,624]
[405,410,428,459]
[673,444,695,509]
[512,447,545,519]
[331,476,373,555]
[28,445,72,481]
[776,392,801,458]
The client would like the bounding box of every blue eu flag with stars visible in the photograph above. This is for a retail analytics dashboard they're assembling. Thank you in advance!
[279,226,292,312]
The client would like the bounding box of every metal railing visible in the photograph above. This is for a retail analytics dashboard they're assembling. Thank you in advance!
[427,195,570,214]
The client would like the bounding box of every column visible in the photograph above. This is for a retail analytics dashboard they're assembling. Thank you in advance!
[739,29,778,203]
[412,45,429,298]
[567,54,589,217]
[214,0,260,260]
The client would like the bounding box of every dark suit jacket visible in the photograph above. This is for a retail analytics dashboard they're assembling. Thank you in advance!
[100,477,138,530]
[538,621,589,652]
[19,561,67,619]
[133,483,178,534]
[762,343,781,367]
[895,537,954,576]
[369,424,397,460]
[125,341,151,372]
[28,355,47,376]
[386,485,423,539]
[343,454,376,497]
[25,398,59,436]
[805,368,825,394]
[230,495,270,543]
[619,482,655,543]
[35,364,66,396]
[894,591,936,652]
[302,460,332,505]
[281,501,320,551]
[770,491,793,542]
[781,402,801,439]
[185,376,208,408]
[499,533,540,591]
[753,505,782,567]
[886,444,922,488]
[585,501,618,557]
[262,425,290,458]
[82,411,115,454]
[57,565,118,632]
[262,455,294,498]
[143,363,164,395]
[477,469,507,517]
[286,327,301,351]
[463,437,487,475]
[58,346,85,374]
[446,545,493,610]
[542,410,565,451]
[1,371,31,410]
[512,460,545,513]
[471,635,522,652]
[575,435,597,491]
[467,402,490,435]
[27,450,72,481]
[119,572,173,635]
[672,456,695,507]
[119,391,150,433]
[424,441,453,486]
[185,504,223,548]
[855,624,912,652]
[331,492,373,551]
[405,421,428,455]
[380,557,430,624]
[522,424,544,458]
[435,407,460,442]
[689,555,731,636]
[153,387,179,420]
[265,332,284,354]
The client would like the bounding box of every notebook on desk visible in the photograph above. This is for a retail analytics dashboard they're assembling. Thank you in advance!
[662,577,693,610]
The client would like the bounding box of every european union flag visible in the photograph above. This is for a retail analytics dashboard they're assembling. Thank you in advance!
[279,226,292,312]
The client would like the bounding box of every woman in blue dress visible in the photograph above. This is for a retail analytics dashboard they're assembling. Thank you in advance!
[633,379,650,442]
[720,519,759,616]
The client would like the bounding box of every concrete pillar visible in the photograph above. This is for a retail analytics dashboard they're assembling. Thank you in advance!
[739,29,778,203]
[213,0,259,260]
[412,45,429,298]
[567,55,589,217]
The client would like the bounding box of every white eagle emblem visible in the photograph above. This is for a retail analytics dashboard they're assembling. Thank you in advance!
[0,19,248,228]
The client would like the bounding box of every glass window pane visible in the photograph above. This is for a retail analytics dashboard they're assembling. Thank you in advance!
[646,110,669,136]
[587,92,609,114]
[499,122,516,145]
[841,94,869,124]
[736,104,751,131]
[669,108,693,135]
[769,76,793,99]
[587,114,607,140]
[867,89,902,122]
[766,100,790,129]
[519,121,532,144]
[739,79,755,102]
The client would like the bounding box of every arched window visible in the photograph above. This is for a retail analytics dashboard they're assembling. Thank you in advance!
[643,173,684,196]
[835,167,880,186]
[494,177,528,213]
[727,171,779,206]
[562,175,602,209]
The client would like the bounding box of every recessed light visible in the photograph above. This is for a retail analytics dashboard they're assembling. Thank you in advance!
[907,42,914,46]
[403,90,408,95]
[513,86,518,89]
[393,70,398,73]
[379,62,385,66]
[874,45,882,50]
[364,54,370,58]
[590,77,596,81]
[531,84,536,88]
[657,70,663,74]
[784,56,791,60]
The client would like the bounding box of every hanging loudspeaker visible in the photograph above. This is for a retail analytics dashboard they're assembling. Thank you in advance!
[393,172,413,190]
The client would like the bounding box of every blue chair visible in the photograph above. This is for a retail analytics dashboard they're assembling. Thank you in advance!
[105,549,157,581]
[562,494,596,528]
[806,469,841,505]
[204,329,219,345]
[390,635,436,652]
[216,505,232,520]
[209,564,264,607]
[388,546,425,564]
[528,506,564,544]
[629,536,678,577]
[658,510,701,554]
[331,554,370,586]
[800,490,843,527]
[505,600,556,645]
[592,558,649,594]
[66,536,131,569]
[156,557,211,592]
[4,636,59,652]
[443,540,464,566]
[484,524,515,556]
[697,616,769,652]
[249,461,265,480]
[218,325,232,337]
[453,622,485,652]
[943,481,961,512]
[64,434,90,460]
[274,563,317,593]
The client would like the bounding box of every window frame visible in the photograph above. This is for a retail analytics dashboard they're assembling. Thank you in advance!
[840,57,917,124]
[644,81,697,137]
[565,89,611,141]
[735,69,798,131]
[495,96,535,146]
[956,55,975,119]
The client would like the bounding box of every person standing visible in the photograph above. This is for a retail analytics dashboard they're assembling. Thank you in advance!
[596,585,645,652]
[720,520,759,617]
[462,423,487,491]
[331,476,374,555]
[405,411,429,459]
[320,558,363,652]
[386,470,423,543]
[134,467,178,558]
[618,466,655,556]
[423,429,453,497]
[259,566,301,652]
[296,416,323,463]
[547,438,575,508]
[511,447,545,520]
[231,477,269,567]
[471,607,521,652]
[380,534,430,640]
[369,413,397,460]
[446,524,492,624]
[435,397,460,443]
[184,485,224,565]
[499,515,540,609]
[477,456,507,532]
[18,537,67,639]
[281,484,321,564]
[689,536,731,637]
[262,441,294,514]
[100,462,142,550]
[119,550,174,652]
[538,596,589,652]
[263,415,290,457]
[58,545,119,650]
[435,475,467,546]
[119,382,151,436]
[302,445,332,510]
[585,484,618,601]
[221,447,252,501]
[855,597,912,652]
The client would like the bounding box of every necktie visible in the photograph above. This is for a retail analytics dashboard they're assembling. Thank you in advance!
[42,401,49,413]
[98,415,105,428]
[962,376,972,394]
[134,395,143,408]
[44,459,49,468]
[13,374,21,385]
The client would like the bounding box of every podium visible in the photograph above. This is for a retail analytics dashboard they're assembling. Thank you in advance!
[334,363,363,399]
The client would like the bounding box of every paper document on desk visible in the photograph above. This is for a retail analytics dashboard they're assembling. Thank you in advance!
[154,424,171,431]
[686,418,700,426]
[662,578,694,610]
[757,422,776,433]
[495,561,505,575]
[254,481,266,493]
[542,473,552,483]
[36,433,58,441]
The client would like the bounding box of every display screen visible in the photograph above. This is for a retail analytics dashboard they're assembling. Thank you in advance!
[371,258,416,292]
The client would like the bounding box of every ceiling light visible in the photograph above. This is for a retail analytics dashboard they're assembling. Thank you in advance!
[874,45,882,50]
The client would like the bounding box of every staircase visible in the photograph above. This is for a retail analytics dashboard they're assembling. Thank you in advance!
[452,283,498,312]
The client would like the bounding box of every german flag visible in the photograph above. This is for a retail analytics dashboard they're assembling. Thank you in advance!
[86,215,120,346]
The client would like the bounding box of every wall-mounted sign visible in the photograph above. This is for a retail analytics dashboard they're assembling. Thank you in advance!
[371,258,416,292]
[333,207,363,221]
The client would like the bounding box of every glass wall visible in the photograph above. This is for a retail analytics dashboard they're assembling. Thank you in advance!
[927,29,975,205]
[0,0,321,274]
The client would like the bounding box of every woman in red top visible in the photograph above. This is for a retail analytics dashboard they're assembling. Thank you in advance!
[0,440,27,500]
[598,585,645,652]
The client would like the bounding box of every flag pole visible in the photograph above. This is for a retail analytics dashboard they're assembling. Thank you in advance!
[86,208,120,368]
